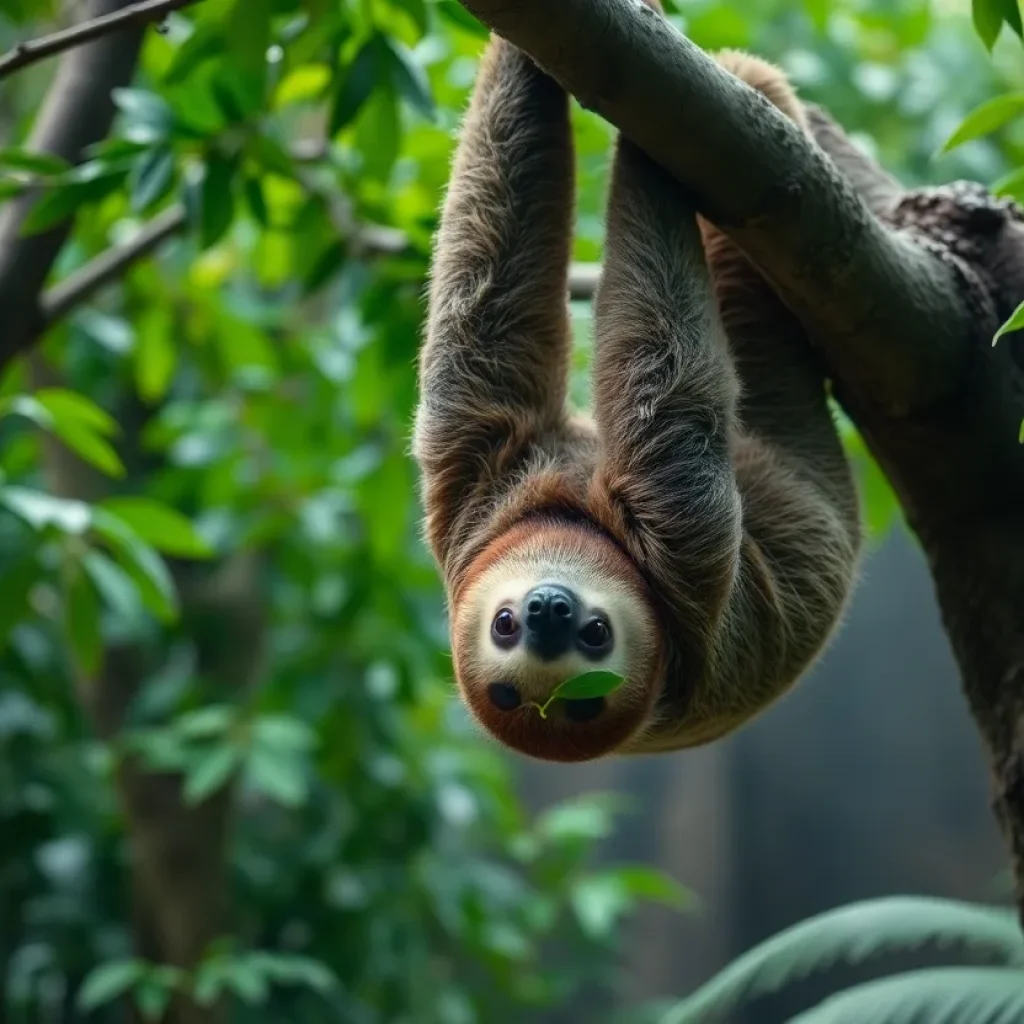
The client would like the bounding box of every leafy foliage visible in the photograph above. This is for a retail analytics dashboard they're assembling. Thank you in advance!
[662,896,1024,1023]
[1,0,1023,1020]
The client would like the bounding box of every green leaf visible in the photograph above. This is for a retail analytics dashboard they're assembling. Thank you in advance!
[91,509,179,622]
[991,166,1024,201]
[942,93,1024,152]
[184,743,243,805]
[66,431,125,478]
[243,176,269,225]
[435,0,489,37]
[113,88,175,144]
[33,388,118,436]
[99,497,213,559]
[330,37,382,134]
[251,715,318,752]
[246,745,309,807]
[0,487,92,534]
[535,793,622,844]
[1003,0,1024,38]
[78,960,146,1011]
[135,306,177,402]
[192,959,226,1006]
[66,563,102,676]
[129,146,175,212]
[15,386,125,477]
[227,0,271,78]
[176,704,237,739]
[355,82,401,182]
[82,550,145,623]
[75,309,134,354]
[165,25,224,84]
[249,952,337,992]
[552,670,626,701]
[974,0,1006,47]
[217,0,271,119]
[1019,418,1024,444]
[247,133,297,178]
[611,866,695,910]
[384,38,436,121]
[993,299,1024,344]
[20,172,125,235]
[199,151,237,248]
[223,959,270,1005]
[134,977,174,1022]
[394,0,429,34]
[0,148,70,175]
[0,552,41,653]
[302,239,346,294]
[571,873,633,940]
[660,897,1024,1024]
[788,967,1024,1024]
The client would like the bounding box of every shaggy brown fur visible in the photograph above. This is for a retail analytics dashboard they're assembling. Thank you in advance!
[413,26,861,762]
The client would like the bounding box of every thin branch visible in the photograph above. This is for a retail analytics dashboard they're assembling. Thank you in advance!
[456,0,973,415]
[41,205,187,324]
[36,198,603,329]
[0,0,152,373]
[0,0,204,80]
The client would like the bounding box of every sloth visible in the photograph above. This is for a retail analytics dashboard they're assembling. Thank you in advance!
[413,19,861,763]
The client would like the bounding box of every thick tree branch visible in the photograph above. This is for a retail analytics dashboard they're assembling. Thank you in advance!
[0,0,149,371]
[456,0,972,416]
[0,0,203,80]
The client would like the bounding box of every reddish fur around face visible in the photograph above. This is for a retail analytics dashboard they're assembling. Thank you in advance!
[452,518,664,762]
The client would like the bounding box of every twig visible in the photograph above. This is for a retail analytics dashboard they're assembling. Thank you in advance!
[41,205,187,324]
[36,202,601,329]
[0,0,205,81]
[0,0,153,372]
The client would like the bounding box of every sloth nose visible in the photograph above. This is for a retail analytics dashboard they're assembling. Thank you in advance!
[523,583,578,660]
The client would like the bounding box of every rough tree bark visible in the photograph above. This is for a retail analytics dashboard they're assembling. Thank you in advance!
[452,0,1024,924]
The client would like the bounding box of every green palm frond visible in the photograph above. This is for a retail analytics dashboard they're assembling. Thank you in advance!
[788,966,1024,1023]
[660,896,1023,1024]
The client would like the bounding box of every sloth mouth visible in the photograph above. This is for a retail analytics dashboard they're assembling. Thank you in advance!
[485,682,606,723]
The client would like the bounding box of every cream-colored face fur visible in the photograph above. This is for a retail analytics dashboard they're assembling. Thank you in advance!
[455,542,659,708]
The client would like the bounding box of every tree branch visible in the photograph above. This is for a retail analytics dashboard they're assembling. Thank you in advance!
[0,0,152,372]
[41,204,187,324]
[0,0,204,80]
[456,0,974,416]
[34,202,601,330]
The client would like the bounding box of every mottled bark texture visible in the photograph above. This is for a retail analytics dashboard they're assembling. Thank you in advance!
[455,0,1024,924]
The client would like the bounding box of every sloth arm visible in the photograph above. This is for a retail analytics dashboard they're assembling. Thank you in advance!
[593,138,860,748]
[414,39,574,569]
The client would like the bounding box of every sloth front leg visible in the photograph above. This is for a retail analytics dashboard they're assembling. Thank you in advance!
[592,136,743,660]
[414,39,576,570]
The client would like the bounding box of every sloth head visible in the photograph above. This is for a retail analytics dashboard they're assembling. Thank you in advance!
[452,518,664,761]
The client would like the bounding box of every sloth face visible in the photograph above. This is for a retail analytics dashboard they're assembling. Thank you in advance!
[451,520,663,761]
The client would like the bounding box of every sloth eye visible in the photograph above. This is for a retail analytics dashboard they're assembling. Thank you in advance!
[491,608,520,647]
[578,617,612,650]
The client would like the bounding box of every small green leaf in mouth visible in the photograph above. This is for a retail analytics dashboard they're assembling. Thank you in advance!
[529,670,627,719]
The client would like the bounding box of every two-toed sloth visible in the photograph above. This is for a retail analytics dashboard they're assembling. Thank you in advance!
[413,17,862,763]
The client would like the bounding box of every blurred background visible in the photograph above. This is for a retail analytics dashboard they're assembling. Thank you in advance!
[0,0,1020,1021]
